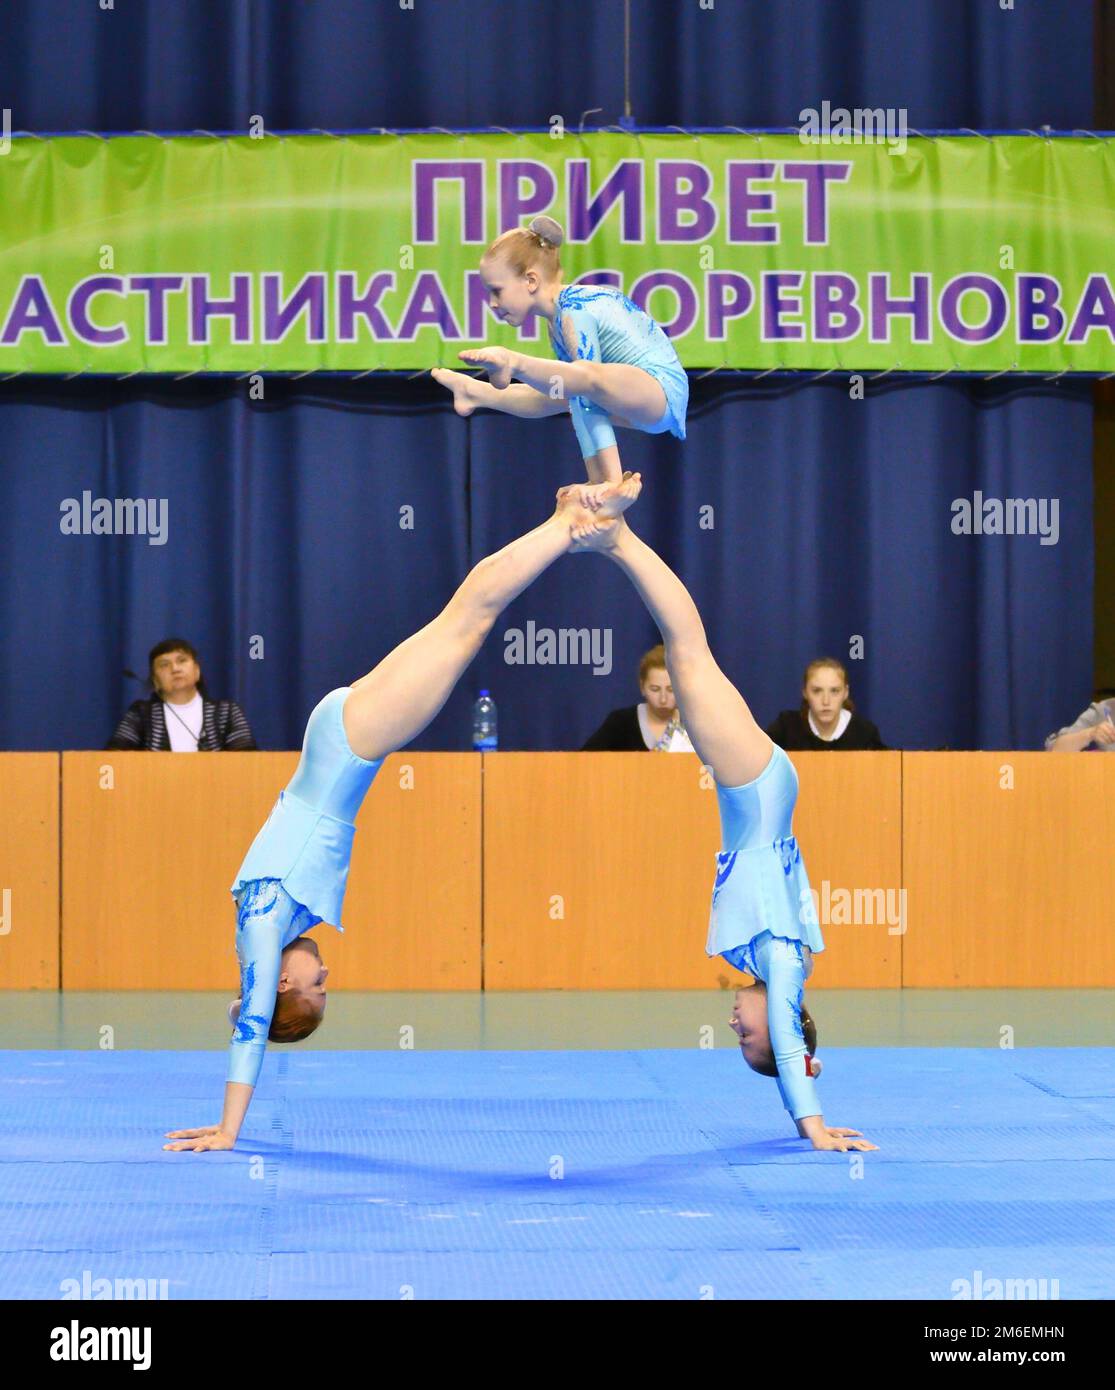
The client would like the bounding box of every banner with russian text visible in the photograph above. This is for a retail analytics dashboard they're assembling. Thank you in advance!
[0,131,1112,373]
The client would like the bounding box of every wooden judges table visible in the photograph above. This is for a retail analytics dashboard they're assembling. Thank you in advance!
[1,750,1113,991]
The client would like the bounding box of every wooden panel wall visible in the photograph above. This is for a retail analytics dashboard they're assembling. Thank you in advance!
[60,752,480,990]
[0,754,59,989]
[1,750,1110,989]
[902,752,1115,986]
[482,752,902,989]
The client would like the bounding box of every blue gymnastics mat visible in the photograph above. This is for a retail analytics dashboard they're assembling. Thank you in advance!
[1,1047,1112,1300]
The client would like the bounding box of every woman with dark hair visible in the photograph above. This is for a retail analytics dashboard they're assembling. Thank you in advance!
[766,657,886,751]
[581,643,695,752]
[105,637,257,751]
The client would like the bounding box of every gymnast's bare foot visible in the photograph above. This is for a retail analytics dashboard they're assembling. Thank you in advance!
[558,472,641,516]
[457,346,514,389]
[589,472,641,518]
[432,367,482,417]
[554,484,612,543]
[555,473,641,547]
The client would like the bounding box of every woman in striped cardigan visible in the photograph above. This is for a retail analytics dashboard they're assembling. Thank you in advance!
[106,637,257,751]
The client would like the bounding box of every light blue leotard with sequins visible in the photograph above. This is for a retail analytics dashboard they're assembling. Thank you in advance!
[708,743,825,1120]
[549,284,689,460]
[226,687,383,1088]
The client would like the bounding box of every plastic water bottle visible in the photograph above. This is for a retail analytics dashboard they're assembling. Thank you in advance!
[472,690,498,751]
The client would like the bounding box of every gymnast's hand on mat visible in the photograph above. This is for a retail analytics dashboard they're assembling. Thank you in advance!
[808,1125,879,1153]
[457,345,514,389]
[163,1126,237,1153]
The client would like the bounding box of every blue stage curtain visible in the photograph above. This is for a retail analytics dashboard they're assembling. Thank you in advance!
[0,0,1097,752]
[0,376,1092,752]
[0,0,1092,133]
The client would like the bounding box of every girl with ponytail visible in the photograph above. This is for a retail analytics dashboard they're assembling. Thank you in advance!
[433,215,688,487]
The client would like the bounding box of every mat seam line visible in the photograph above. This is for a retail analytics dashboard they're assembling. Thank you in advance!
[251,1054,292,1300]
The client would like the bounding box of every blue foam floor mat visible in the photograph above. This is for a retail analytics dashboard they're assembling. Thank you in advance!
[1,1048,1112,1299]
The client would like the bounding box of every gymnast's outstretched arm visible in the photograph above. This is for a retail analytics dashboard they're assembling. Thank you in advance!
[164,882,303,1152]
[761,938,820,1122]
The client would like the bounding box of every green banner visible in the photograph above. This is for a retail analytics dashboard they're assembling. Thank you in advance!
[0,131,1112,373]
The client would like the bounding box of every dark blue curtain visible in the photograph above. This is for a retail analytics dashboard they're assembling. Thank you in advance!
[0,374,1092,752]
[0,0,1098,753]
[470,376,1093,755]
[0,0,1093,133]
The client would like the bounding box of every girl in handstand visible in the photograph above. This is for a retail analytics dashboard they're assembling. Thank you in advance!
[570,500,877,1152]
[164,475,642,1153]
[432,216,688,486]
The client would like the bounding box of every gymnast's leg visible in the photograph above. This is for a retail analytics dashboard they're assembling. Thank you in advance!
[581,518,773,787]
[342,474,643,763]
[433,369,626,488]
[432,369,571,420]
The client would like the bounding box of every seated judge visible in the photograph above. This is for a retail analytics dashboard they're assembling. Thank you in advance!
[581,643,695,752]
[1044,690,1115,752]
[106,637,257,751]
[766,657,886,751]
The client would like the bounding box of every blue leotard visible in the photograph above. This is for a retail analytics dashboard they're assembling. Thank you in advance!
[708,743,825,1121]
[226,687,383,1088]
[548,284,689,460]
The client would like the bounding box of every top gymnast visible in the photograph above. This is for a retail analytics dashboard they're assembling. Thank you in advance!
[432,215,688,485]
[163,476,641,1153]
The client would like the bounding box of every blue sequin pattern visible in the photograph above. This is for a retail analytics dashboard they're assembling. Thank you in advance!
[712,850,738,900]
[775,836,801,875]
[227,877,324,1087]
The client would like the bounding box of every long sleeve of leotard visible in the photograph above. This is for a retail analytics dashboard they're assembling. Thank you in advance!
[556,301,618,459]
[763,938,821,1121]
[226,899,283,1089]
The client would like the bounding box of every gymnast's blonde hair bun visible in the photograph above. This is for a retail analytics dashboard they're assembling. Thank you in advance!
[528,215,564,248]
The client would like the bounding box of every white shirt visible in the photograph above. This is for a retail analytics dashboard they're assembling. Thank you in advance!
[808,707,852,742]
[164,692,204,751]
[637,702,696,753]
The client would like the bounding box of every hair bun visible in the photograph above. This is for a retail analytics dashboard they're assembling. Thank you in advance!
[528,215,564,248]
